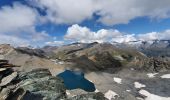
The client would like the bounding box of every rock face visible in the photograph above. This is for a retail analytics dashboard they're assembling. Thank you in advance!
[0,60,19,100]
[16,69,67,100]
[0,68,67,100]
[0,60,107,100]
[0,59,68,100]
[132,58,170,72]
[15,47,48,58]
[0,72,17,87]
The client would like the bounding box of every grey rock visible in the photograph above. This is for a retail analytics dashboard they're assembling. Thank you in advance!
[0,68,7,72]
[0,72,17,86]
[0,88,11,100]
[16,68,67,100]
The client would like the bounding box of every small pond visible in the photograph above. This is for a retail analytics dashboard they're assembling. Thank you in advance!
[57,70,95,92]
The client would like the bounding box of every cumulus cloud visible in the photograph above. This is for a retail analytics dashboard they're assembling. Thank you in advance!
[0,3,38,33]
[137,32,158,41]
[64,24,122,43]
[65,25,170,43]
[137,30,170,41]
[0,3,51,47]
[32,0,170,25]
[1,0,170,46]
[33,0,96,24]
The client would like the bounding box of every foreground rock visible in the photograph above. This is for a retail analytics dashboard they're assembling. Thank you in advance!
[15,69,67,100]
[0,60,107,100]
[0,68,67,100]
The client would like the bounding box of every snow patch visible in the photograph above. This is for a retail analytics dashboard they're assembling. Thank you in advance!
[105,90,119,100]
[134,82,146,88]
[147,73,158,78]
[130,68,134,71]
[113,77,122,84]
[95,89,99,93]
[136,97,144,100]
[126,90,131,92]
[161,74,170,79]
[139,89,170,100]
[66,90,71,95]
[88,79,93,83]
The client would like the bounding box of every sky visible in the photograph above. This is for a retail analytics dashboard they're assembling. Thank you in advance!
[0,0,170,47]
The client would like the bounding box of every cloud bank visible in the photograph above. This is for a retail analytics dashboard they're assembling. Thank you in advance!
[65,24,122,43]
[64,24,170,43]
[34,0,170,25]
[0,3,51,47]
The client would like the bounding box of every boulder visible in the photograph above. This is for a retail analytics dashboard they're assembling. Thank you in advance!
[16,69,67,100]
[0,88,11,100]
[0,68,7,72]
[0,72,17,86]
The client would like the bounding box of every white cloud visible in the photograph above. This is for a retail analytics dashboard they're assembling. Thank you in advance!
[0,33,30,47]
[64,25,170,43]
[33,0,96,24]
[0,3,38,33]
[45,41,64,46]
[158,30,170,40]
[97,0,170,25]
[0,3,51,47]
[137,30,170,41]
[1,1,170,46]
[64,24,122,43]
[112,34,137,43]
[32,0,170,25]
[137,32,158,41]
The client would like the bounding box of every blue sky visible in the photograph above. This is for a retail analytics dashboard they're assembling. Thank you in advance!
[0,0,170,47]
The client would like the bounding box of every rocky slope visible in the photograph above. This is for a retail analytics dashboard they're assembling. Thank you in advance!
[0,61,107,100]
[49,43,148,72]
[0,42,170,100]
[0,44,64,73]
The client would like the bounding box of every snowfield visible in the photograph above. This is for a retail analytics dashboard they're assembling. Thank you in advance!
[139,89,170,100]
[161,74,170,79]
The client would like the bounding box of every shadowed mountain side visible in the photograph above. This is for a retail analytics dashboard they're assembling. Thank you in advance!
[0,44,65,74]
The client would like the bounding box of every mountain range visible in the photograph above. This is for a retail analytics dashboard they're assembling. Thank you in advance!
[0,40,170,100]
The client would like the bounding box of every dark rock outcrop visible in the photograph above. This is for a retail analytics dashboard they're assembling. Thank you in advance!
[133,58,170,72]
[15,47,47,58]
